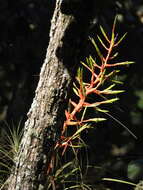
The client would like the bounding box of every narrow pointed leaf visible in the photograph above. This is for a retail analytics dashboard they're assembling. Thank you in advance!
[110,52,119,59]
[73,87,79,96]
[63,168,79,179]
[88,56,94,70]
[111,16,118,44]
[85,98,119,107]
[80,80,86,97]
[90,37,103,60]
[106,61,134,67]
[115,32,127,46]
[83,118,106,122]
[77,67,83,80]
[105,84,116,90]
[96,107,109,113]
[111,80,123,84]
[102,89,125,94]
[81,61,92,72]
[102,178,136,187]
[112,15,118,33]
[115,61,134,66]
[89,55,101,69]
[71,124,91,140]
[55,161,73,177]
[97,35,108,50]
[103,98,119,104]
[106,70,120,78]
[100,25,110,43]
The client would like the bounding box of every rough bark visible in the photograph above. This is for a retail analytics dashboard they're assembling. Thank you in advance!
[7,0,95,189]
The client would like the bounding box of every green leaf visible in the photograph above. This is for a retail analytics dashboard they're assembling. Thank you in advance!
[111,16,118,44]
[112,15,118,33]
[73,87,79,96]
[113,61,134,66]
[81,61,92,72]
[89,37,103,61]
[97,35,108,50]
[71,124,91,140]
[84,118,106,122]
[89,55,100,69]
[96,107,109,113]
[108,90,125,94]
[88,56,94,70]
[100,25,110,42]
[102,178,136,187]
[80,80,86,97]
[105,84,116,90]
[115,33,127,46]
[65,185,82,190]
[106,70,120,78]
[77,67,83,81]
[110,52,119,59]
[111,80,123,84]
[55,161,73,177]
[63,168,79,179]
[102,89,125,95]
[85,98,119,107]
[103,97,119,103]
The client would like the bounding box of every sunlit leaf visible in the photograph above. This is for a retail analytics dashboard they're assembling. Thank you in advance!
[109,52,119,59]
[77,67,83,81]
[81,61,92,72]
[112,15,118,34]
[71,124,91,140]
[84,98,119,107]
[73,87,79,96]
[102,89,125,95]
[100,25,110,43]
[115,32,127,46]
[105,84,116,90]
[80,80,86,97]
[106,61,134,67]
[83,118,106,122]
[89,37,103,61]
[115,61,134,66]
[96,107,109,113]
[111,80,123,84]
[97,35,108,50]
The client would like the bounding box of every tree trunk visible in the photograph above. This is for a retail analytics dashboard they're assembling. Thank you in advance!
[7,0,95,189]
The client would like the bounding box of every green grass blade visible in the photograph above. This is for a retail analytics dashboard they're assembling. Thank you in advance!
[102,178,137,187]
[55,161,73,178]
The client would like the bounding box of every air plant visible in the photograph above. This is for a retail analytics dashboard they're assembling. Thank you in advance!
[56,16,135,155]
[47,16,136,190]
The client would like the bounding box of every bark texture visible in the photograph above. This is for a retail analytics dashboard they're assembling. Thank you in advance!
[7,0,95,189]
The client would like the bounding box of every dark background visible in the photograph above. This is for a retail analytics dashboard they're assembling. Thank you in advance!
[0,0,143,189]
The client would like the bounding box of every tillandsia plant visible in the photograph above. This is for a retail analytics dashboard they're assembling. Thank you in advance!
[55,16,135,155]
[46,17,136,189]
[0,121,23,189]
